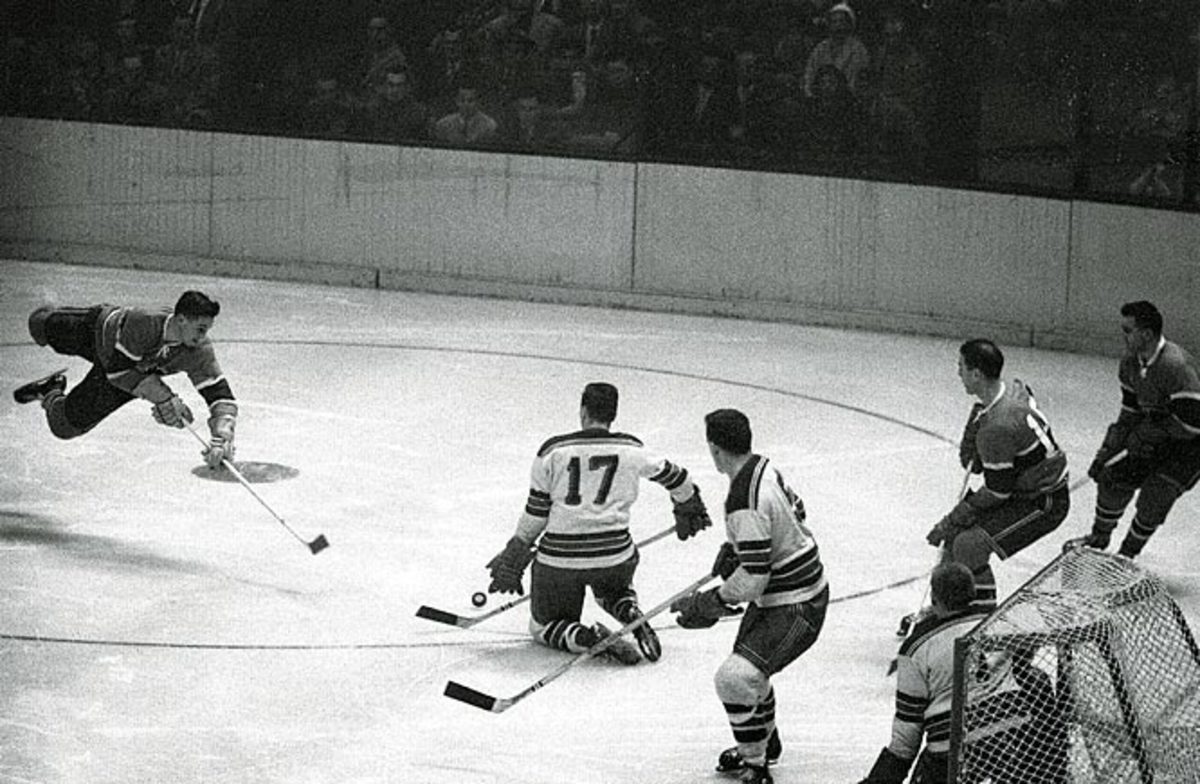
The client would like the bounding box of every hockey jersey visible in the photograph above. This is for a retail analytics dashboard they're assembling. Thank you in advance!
[95,305,235,410]
[719,454,826,608]
[1117,338,1200,440]
[970,380,1067,502]
[891,609,989,759]
[515,428,695,570]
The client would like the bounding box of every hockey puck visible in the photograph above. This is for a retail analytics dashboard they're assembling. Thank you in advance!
[471,591,487,608]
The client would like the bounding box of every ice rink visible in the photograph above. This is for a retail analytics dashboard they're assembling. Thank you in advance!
[3,259,1199,784]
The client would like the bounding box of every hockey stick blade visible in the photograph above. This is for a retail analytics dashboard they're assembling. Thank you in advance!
[416,525,678,630]
[415,605,468,627]
[308,534,330,555]
[441,573,713,714]
[444,680,504,713]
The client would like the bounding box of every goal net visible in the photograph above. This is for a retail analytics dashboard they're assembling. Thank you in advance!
[948,548,1200,783]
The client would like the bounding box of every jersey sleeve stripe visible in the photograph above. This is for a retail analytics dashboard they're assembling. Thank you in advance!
[649,462,688,490]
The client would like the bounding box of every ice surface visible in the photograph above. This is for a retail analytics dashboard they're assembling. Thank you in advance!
[2,259,1197,784]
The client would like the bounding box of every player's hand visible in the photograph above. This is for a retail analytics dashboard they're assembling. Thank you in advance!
[711,542,739,579]
[204,434,235,469]
[672,487,712,540]
[1087,449,1114,482]
[486,536,534,595]
[670,587,739,629]
[152,396,194,428]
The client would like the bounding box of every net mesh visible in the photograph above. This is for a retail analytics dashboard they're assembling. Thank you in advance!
[949,548,1200,783]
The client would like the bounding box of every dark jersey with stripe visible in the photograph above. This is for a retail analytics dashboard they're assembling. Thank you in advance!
[515,427,696,570]
[95,305,235,410]
[720,454,826,608]
[970,380,1067,502]
[1117,339,1200,441]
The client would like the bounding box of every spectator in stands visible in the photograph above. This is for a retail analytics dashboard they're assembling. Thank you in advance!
[671,52,738,155]
[422,27,474,113]
[729,49,778,150]
[483,29,541,97]
[481,0,565,56]
[862,8,930,168]
[356,66,431,143]
[96,53,169,126]
[560,0,625,64]
[101,14,153,82]
[557,56,642,153]
[802,2,868,98]
[432,83,499,145]
[798,63,863,159]
[299,74,356,138]
[358,15,409,94]
[154,14,220,129]
[1127,73,1189,200]
[498,87,565,149]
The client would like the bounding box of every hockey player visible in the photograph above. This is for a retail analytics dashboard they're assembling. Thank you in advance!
[1066,301,1200,558]
[13,291,238,470]
[860,562,988,783]
[670,408,829,784]
[926,339,1069,612]
[484,382,712,665]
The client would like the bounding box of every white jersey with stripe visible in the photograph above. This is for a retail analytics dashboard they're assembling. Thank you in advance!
[515,427,695,570]
[719,454,827,608]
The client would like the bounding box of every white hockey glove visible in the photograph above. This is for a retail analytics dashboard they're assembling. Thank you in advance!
[203,401,237,469]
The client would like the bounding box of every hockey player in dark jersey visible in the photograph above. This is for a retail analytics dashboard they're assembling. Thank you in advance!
[13,291,238,470]
[1066,301,1200,558]
[484,382,712,665]
[670,408,829,784]
[926,339,1069,612]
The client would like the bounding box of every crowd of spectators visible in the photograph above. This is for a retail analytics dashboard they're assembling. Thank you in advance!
[1,0,1195,201]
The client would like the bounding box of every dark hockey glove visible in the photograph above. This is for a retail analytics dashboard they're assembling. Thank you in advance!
[152,395,194,428]
[958,403,985,473]
[711,542,740,579]
[672,487,712,541]
[927,499,975,546]
[486,536,535,596]
[858,747,915,784]
[1089,422,1132,480]
[670,587,739,629]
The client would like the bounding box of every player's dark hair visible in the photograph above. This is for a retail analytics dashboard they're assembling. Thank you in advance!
[582,382,618,424]
[959,338,1003,380]
[1120,300,1163,336]
[705,408,752,455]
[931,562,975,612]
[175,291,220,319]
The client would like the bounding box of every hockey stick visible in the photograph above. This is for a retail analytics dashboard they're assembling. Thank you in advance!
[185,424,330,555]
[444,572,714,713]
[415,524,678,628]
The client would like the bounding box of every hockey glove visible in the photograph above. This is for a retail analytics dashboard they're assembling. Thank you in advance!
[1089,422,1132,480]
[486,536,535,596]
[927,500,975,546]
[958,403,985,473]
[672,486,712,541]
[1124,420,1172,460]
[203,402,237,469]
[711,542,740,579]
[670,587,739,629]
[152,395,194,428]
[858,747,915,784]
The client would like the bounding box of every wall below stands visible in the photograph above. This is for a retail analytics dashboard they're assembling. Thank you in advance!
[2,117,1197,356]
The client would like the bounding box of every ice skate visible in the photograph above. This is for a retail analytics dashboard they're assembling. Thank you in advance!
[736,764,772,784]
[1063,532,1110,553]
[623,609,661,662]
[589,623,641,666]
[13,369,66,404]
[716,729,781,773]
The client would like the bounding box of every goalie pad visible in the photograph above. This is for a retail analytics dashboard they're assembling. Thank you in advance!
[859,747,914,784]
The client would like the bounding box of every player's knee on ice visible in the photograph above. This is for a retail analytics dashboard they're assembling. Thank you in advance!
[28,306,53,346]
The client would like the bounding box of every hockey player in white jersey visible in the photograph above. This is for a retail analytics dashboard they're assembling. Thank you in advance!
[671,408,829,784]
[484,382,712,664]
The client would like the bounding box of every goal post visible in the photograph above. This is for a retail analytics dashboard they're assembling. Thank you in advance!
[947,547,1200,783]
